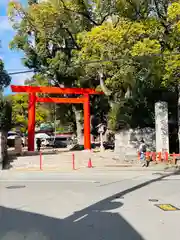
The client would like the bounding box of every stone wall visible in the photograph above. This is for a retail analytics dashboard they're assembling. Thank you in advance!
[114,128,155,161]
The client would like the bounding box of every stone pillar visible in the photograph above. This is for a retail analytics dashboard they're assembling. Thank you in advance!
[15,136,22,156]
[155,102,169,154]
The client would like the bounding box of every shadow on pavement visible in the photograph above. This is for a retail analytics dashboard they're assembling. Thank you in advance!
[112,168,180,199]
[0,202,143,240]
[1,168,180,239]
[0,193,144,239]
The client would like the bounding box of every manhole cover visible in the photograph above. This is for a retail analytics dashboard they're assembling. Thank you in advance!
[155,204,180,211]
[6,185,26,189]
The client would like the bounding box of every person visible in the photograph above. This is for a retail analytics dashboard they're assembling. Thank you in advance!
[139,139,147,167]
[36,138,41,151]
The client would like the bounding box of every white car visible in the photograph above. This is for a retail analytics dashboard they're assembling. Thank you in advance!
[35,133,51,147]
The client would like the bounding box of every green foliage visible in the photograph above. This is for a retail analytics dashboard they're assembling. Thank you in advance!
[6,94,50,133]
[0,100,12,131]
[0,60,11,91]
[168,2,180,21]
[108,103,121,131]
[25,73,49,87]
[0,57,12,131]
[131,39,161,56]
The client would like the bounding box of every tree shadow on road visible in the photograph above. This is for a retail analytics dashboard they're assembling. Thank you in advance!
[0,191,144,239]
[0,200,144,240]
[1,169,180,240]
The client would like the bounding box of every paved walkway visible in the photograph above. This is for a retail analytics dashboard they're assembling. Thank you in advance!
[7,149,176,173]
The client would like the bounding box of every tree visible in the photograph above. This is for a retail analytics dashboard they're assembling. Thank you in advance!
[25,73,49,87]
[0,56,12,169]
[0,49,12,125]
[6,93,50,133]
[74,0,180,130]
[0,59,11,92]
[74,18,161,128]
[8,0,180,138]
[8,0,116,141]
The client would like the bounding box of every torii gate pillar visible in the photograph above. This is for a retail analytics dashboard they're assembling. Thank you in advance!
[84,94,91,150]
[28,93,36,151]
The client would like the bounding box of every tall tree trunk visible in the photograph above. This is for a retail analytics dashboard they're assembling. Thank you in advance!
[178,85,180,153]
[0,131,2,170]
[0,130,8,169]
[73,106,83,145]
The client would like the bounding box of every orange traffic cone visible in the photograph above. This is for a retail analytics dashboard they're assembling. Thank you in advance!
[88,158,93,168]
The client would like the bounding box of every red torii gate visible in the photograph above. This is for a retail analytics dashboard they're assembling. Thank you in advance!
[11,85,103,151]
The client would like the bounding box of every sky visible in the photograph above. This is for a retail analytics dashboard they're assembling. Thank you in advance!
[0,0,33,95]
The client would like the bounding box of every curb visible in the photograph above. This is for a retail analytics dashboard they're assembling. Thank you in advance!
[10,168,78,172]
[9,167,168,173]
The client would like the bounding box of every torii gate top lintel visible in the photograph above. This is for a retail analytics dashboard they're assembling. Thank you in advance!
[11,85,103,95]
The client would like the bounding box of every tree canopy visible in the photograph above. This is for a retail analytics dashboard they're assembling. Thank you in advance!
[6,93,50,133]
[7,0,180,132]
[0,59,11,92]
[0,54,12,131]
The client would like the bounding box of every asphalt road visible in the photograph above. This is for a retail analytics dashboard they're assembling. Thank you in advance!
[0,170,180,240]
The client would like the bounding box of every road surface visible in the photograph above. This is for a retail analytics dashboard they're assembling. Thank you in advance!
[0,170,180,240]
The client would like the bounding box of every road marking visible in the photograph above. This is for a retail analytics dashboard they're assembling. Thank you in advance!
[155,204,180,211]
[74,214,88,222]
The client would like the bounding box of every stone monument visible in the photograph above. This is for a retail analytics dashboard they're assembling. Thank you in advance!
[15,136,22,156]
[155,101,169,154]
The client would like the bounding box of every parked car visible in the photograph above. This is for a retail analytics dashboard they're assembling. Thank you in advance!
[50,134,73,148]
[35,133,52,147]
